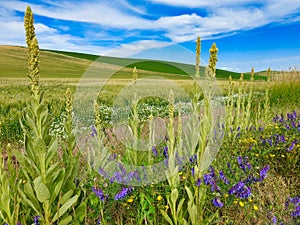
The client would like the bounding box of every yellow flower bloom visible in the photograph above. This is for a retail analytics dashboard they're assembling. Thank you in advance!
[239,202,245,207]
[281,154,285,158]
[269,154,275,158]
[127,198,134,203]
[157,195,163,201]
[248,198,253,203]
[255,153,259,157]
[224,194,229,198]
[164,205,169,211]
[253,205,259,211]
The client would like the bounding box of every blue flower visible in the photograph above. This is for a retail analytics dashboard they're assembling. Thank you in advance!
[92,186,106,201]
[219,170,230,185]
[152,146,157,157]
[91,125,97,137]
[196,178,202,186]
[34,216,40,225]
[114,187,133,200]
[163,146,168,158]
[212,197,223,207]
[259,165,270,181]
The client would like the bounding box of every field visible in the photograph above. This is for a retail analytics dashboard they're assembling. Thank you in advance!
[0,17,300,225]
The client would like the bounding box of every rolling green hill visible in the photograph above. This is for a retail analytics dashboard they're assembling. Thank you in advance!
[0,45,266,80]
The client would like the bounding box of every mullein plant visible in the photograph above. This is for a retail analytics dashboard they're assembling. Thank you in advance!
[13,6,81,224]
[184,42,221,224]
[0,143,22,225]
[161,39,223,224]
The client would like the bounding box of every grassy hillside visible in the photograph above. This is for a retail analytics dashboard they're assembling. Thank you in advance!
[0,46,266,80]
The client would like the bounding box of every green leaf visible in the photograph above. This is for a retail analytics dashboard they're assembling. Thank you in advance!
[46,137,58,168]
[23,180,41,212]
[58,215,72,225]
[50,169,65,202]
[74,201,86,222]
[170,188,178,204]
[45,162,60,181]
[33,177,50,203]
[160,210,174,225]
[33,137,47,154]
[52,195,79,221]
[177,198,185,215]
[185,186,194,201]
[60,190,74,205]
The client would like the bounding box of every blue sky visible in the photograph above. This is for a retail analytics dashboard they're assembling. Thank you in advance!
[1,0,300,72]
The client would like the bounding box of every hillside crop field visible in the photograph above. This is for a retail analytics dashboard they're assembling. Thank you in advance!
[0,41,300,225]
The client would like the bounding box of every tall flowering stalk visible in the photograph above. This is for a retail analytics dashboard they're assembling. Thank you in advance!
[14,6,80,224]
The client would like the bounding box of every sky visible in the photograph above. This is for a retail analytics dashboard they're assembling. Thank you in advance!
[0,0,300,72]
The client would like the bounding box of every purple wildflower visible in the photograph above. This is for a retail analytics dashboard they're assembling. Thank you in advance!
[259,165,270,181]
[92,186,106,201]
[191,167,195,177]
[219,170,230,185]
[114,187,133,200]
[291,206,300,218]
[152,146,157,157]
[34,216,40,225]
[210,180,220,192]
[203,174,213,185]
[212,197,223,207]
[272,215,277,224]
[91,125,97,137]
[163,146,168,158]
[287,140,297,152]
[228,181,245,195]
[196,178,202,186]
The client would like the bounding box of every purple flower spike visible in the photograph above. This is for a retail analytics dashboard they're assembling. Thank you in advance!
[114,187,133,200]
[212,197,223,207]
[259,165,270,181]
[196,178,202,186]
[34,216,40,225]
[92,186,106,201]
[152,146,158,157]
[219,170,230,185]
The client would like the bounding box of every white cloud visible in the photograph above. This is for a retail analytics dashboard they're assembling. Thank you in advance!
[104,40,172,58]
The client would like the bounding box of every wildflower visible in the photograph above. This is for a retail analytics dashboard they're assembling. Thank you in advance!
[196,178,202,186]
[219,170,230,185]
[287,140,297,152]
[34,216,40,225]
[91,125,97,137]
[152,146,157,157]
[253,205,259,211]
[114,187,133,200]
[191,167,195,177]
[212,197,223,207]
[239,202,245,207]
[157,195,163,201]
[163,146,168,158]
[127,198,134,203]
[203,174,212,185]
[291,206,300,218]
[92,186,106,201]
[259,165,270,181]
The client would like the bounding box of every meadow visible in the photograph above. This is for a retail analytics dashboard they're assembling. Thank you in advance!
[0,6,299,225]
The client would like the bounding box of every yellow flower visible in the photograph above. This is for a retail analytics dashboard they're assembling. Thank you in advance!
[248,198,253,203]
[164,205,169,211]
[22,179,27,184]
[234,200,238,204]
[224,194,229,198]
[253,205,259,211]
[178,171,183,175]
[127,198,134,203]
[255,153,259,157]
[157,195,163,201]
[269,154,275,158]
[281,154,285,158]
[275,126,279,129]
[239,202,245,207]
